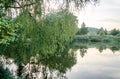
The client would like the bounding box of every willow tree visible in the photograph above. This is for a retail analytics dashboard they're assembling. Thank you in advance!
[0,0,99,78]
[32,9,78,54]
[0,0,99,55]
[0,0,99,17]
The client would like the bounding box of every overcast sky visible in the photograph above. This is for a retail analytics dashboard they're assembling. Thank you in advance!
[77,0,120,30]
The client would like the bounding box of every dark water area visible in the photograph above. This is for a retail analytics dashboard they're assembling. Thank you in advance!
[0,43,120,79]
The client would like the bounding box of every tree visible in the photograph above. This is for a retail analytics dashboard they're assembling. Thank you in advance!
[0,0,98,9]
[97,27,107,36]
[0,0,99,51]
[116,32,120,37]
[3,9,77,56]
[110,29,120,36]
[0,42,76,79]
[0,0,99,18]
[32,9,78,54]
[76,22,88,35]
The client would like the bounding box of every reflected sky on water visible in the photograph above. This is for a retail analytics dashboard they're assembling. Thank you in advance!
[66,48,120,79]
[1,46,120,79]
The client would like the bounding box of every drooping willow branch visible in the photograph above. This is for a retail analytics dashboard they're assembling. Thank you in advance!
[8,1,37,9]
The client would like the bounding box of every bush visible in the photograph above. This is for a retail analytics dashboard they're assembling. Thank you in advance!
[89,35,101,42]
[73,35,89,43]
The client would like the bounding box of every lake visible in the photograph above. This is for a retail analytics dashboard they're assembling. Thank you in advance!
[66,48,120,79]
[0,44,120,79]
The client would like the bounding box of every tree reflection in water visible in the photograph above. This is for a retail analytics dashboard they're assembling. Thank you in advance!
[79,45,87,58]
[72,43,120,54]
[0,47,76,79]
[1,43,120,79]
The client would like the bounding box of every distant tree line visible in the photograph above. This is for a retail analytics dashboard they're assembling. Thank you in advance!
[110,29,120,36]
[74,22,120,43]
[76,22,120,37]
[97,27,120,36]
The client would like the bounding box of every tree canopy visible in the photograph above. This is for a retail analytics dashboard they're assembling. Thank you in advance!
[0,0,98,9]
[97,27,107,36]
[2,9,77,55]
[110,29,120,36]
[0,0,99,19]
[76,22,88,35]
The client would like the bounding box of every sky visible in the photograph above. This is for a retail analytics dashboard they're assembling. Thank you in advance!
[77,0,120,30]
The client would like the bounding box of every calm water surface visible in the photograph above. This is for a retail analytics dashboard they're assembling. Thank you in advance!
[1,47,120,79]
[66,48,120,79]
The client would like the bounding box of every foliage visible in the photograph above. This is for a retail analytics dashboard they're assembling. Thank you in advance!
[0,17,17,44]
[0,66,14,79]
[76,22,88,35]
[0,5,5,18]
[116,32,120,37]
[109,45,120,52]
[37,48,76,73]
[0,0,99,19]
[97,27,107,36]
[73,35,120,43]
[0,0,98,9]
[1,46,76,78]
[73,35,89,42]
[2,10,77,64]
[72,42,120,53]
[89,35,102,42]
[110,29,120,36]
[35,9,78,54]
[3,11,37,64]
[0,0,98,78]
[0,17,20,52]
[0,0,15,9]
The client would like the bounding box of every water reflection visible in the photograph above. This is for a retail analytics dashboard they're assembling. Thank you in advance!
[66,48,120,79]
[0,43,120,79]
[72,43,120,54]
[67,43,120,79]
[0,47,76,79]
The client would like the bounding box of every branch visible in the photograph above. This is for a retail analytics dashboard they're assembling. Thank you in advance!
[9,1,37,9]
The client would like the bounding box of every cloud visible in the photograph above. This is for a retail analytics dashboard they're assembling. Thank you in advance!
[77,0,120,30]
[98,18,120,23]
